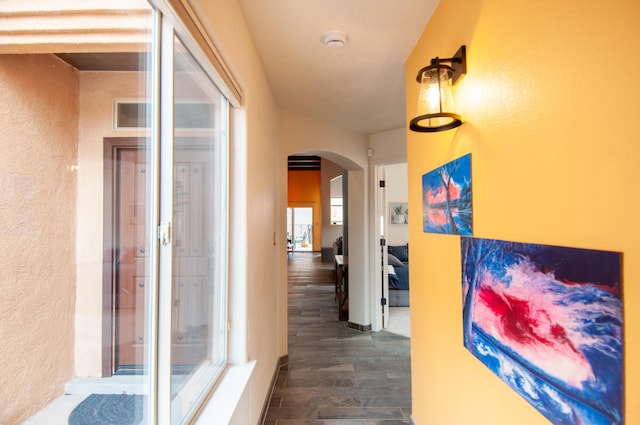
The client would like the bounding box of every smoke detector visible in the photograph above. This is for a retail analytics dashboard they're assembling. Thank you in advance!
[321,30,348,48]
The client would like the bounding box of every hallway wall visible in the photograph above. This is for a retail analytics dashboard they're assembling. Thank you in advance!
[189,0,283,423]
[406,1,640,424]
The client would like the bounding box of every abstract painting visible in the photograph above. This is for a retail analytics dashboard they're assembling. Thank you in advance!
[422,153,472,235]
[461,237,623,425]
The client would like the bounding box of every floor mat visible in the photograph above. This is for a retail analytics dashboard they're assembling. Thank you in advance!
[68,394,144,425]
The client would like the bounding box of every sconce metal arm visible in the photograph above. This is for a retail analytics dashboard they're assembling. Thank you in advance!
[415,45,466,85]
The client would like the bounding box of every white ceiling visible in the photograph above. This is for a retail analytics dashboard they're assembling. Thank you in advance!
[237,0,439,135]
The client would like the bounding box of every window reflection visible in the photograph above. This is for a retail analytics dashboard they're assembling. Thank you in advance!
[170,34,228,423]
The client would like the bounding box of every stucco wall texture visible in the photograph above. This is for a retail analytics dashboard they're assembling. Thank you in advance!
[0,54,78,424]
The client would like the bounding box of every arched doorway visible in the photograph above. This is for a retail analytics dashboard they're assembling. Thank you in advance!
[285,150,369,329]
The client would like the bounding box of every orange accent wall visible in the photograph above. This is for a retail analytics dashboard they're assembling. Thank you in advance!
[0,54,78,424]
[288,170,322,251]
[407,1,640,424]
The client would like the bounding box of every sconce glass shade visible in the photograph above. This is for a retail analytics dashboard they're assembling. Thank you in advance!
[410,63,462,132]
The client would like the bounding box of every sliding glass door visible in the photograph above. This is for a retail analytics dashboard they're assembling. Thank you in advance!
[108,11,230,424]
[165,34,229,423]
[3,1,232,423]
[89,3,230,425]
[287,207,313,251]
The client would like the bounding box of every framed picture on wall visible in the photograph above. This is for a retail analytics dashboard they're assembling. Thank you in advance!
[422,153,472,235]
[460,237,623,425]
[389,202,408,224]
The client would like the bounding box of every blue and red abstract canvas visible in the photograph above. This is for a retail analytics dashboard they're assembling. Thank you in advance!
[461,237,624,425]
[422,154,472,235]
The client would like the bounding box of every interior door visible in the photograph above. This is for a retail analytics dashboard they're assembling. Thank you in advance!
[111,142,210,374]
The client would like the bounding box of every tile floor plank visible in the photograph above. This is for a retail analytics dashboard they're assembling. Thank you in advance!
[265,252,412,424]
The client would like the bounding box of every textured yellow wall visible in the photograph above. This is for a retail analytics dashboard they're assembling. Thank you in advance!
[406,0,640,424]
[0,54,78,424]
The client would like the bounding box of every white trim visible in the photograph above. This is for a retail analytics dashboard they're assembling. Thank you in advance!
[193,361,256,425]
[228,107,248,365]
[157,15,175,425]
[146,9,162,425]
[149,0,242,107]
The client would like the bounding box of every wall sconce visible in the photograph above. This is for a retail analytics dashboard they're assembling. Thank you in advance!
[409,45,466,133]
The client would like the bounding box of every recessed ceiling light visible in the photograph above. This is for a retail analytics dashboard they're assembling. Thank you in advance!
[321,30,348,48]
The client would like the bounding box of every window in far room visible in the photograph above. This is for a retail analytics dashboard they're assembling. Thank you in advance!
[330,175,343,225]
[330,197,343,225]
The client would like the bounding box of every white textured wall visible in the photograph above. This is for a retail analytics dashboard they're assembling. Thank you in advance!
[384,162,408,246]
[369,127,407,163]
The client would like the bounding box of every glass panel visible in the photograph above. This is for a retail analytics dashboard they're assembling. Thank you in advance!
[330,197,343,225]
[170,34,228,424]
[101,9,157,423]
[287,207,293,241]
[115,101,150,128]
[116,101,216,129]
[2,1,155,423]
[175,102,217,128]
[291,207,313,251]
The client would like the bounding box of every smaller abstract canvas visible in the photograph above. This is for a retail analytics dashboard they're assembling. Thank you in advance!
[422,154,472,235]
[461,237,624,425]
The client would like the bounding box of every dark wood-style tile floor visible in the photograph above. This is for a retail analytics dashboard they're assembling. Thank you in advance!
[264,252,412,425]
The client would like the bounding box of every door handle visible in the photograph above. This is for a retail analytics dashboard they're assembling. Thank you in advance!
[158,222,172,246]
